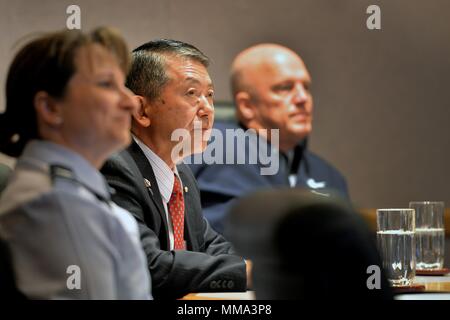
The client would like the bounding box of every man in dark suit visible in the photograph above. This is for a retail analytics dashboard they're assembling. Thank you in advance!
[101,40,248,299]
[188,44,349,234]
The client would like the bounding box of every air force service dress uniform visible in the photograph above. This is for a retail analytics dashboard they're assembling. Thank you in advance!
[0,140,151,299]
[188,121,350,234]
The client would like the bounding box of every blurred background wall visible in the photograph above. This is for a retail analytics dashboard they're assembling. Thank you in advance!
[0,0,449,208]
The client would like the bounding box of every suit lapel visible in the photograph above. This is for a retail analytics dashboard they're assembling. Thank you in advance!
[127,140,170,239]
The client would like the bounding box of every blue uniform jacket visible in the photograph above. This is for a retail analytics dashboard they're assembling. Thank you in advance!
[188,121,349,234]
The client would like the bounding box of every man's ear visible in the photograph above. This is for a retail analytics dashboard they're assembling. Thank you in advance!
[34,91,63,126]
[132,95,151,127]
[235,91,256,121]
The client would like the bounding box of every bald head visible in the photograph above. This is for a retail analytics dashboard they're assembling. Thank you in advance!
[230,44,313,152]
[231,44,307,98]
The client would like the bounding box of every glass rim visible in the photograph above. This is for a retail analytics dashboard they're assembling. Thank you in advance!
[376,208,415,212]
[409,201,445,205]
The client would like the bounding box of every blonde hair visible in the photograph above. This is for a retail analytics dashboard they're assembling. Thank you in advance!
[0,27,130,157]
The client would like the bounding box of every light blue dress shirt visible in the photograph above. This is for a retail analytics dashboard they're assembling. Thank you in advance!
[0,140,152,299]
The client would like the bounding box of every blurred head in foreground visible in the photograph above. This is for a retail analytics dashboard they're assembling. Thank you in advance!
[226,189,393,299]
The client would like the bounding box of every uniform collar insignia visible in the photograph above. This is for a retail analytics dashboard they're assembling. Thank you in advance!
[307,178,326,189]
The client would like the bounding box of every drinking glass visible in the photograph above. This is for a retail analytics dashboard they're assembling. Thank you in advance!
[376,208,416,286]
[409,201,445,270]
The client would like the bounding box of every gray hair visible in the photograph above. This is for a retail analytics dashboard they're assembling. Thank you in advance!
[126,39,210,101]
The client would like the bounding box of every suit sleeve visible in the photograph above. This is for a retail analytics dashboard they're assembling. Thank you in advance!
[101,157,247,299]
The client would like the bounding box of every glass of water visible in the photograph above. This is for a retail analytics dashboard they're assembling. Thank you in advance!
[409,201,445,270]
[376,208,416,286]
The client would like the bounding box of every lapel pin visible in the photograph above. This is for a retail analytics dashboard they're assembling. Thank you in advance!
[144,178,154,196]
[184,186,188,193]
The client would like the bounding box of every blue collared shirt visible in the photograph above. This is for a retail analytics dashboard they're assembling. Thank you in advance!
[0,140,152,299]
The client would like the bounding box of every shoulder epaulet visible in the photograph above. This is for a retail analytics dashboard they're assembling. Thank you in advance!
[49,164,76,184]
[49,164,111,205]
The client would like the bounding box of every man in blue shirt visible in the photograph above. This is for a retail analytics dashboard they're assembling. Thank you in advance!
[188,44,349,234]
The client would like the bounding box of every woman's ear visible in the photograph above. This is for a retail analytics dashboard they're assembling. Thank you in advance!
[34,91,63,127]
[132,95,151,127]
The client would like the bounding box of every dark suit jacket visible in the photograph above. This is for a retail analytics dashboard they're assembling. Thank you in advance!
[188,121,350,234]
[101,141,246,299]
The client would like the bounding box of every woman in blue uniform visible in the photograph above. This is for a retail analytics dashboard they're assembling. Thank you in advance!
[0,27,151,299]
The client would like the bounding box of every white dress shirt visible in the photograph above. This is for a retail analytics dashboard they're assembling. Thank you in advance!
[133,136,183,251]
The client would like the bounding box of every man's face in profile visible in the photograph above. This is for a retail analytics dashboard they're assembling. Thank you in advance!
[147,56,214,160]
[249,52,313,148]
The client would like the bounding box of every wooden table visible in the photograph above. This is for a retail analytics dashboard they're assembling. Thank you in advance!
[181,291,255,300]
[415,275,450,292]
[395,275,450,299]
[181,276,450,300]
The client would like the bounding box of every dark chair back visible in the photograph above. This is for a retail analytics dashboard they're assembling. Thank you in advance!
[0,237,26,299]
